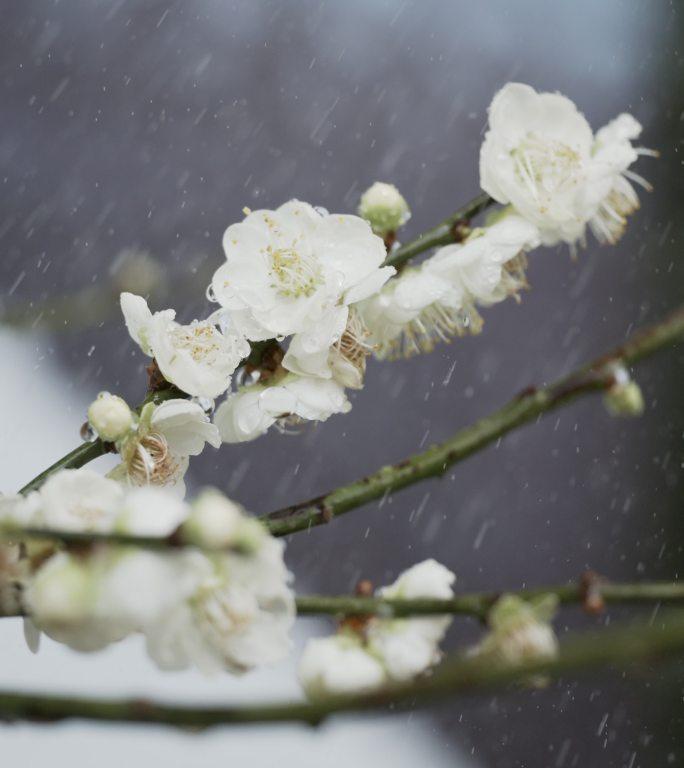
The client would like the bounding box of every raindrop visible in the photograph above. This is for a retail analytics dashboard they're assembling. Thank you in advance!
[206,283,217,303]
[80,422,96,442]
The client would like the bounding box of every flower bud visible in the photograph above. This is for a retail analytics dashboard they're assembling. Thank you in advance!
[87,392,133,442]
[27,554,91,627]
[233,517,267,554]
[185,489,242,549]
[358,182,411,236]
[603,380,644,418]
[185,489,266,553]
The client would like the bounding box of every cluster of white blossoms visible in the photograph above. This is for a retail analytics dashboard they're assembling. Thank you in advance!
[0,471,294,672]
[298,560,456,699]
[357,83,652,360]
[111,83,650,444]
[0,81,648,688]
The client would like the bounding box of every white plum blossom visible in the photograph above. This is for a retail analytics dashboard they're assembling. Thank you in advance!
[378,558,455,601]
[358,267,461,359]
[299,634,388,700]
[367,559,456,682]
[470,594,559,666]
[143,537,294,674]
[426,214,539,307]
[357,181,411,236]
[0,492,38,528]
[282,306,372,389]
[113,485,190,537]
[1,472,124,622]
[210,200,394,342]
[24,484,295,671]
[358,213,539,358]
[26,549,178,653]
[298,559,456,699]
[214,374,350,443]
[109,399,220,494]
[479,82,651,247]
[121,292,249,400]
[33,469,124,533]
[87,392,133,443]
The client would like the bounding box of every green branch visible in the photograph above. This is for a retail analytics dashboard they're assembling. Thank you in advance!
[2,572,682,622]
[1,612,683,728]
[296,579,684,620]
[384,192,495,269]
[18,441,111,496]
[263,305,684,536]
[0,523,248,556]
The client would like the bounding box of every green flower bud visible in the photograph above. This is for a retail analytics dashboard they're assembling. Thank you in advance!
[87,392,133,442]
[358,182,411,236]
[603,380,644,418]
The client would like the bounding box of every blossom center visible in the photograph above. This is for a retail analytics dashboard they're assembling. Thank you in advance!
[127,431,179,486]
[268,245,322,299]
[330,309,372,383]
[511,135,582,199]
[171,323,222,364]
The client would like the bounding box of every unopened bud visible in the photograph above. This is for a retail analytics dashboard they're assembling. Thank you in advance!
[358,182,411,236]
[186,489,266,553]
[87,392,133,442]
[186,489,242,549]
[603,378,644,418]
[234,517,267,554]
[27,555,91,627]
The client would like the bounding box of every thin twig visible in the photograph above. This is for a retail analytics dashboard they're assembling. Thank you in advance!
[263,305,684,536]
[295,579,684,620]
[17,442,111,497]
[1,572,682,622]
[0,612,683,728]
[0,524,248,556]
[384,192,495,269]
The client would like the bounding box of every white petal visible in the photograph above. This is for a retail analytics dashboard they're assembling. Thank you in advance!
[120,293,160,356]
[151,399,221,454]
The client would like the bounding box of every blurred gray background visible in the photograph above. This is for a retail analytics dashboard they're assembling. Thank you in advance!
[2,1,684,766]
